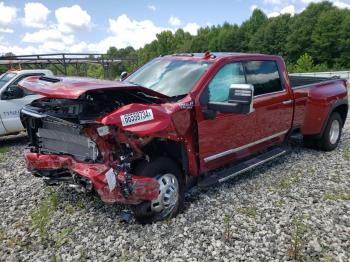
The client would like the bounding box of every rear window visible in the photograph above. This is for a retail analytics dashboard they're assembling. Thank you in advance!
[244,61,283,96]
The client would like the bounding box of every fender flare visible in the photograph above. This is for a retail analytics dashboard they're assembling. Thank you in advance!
[316,98,348,139]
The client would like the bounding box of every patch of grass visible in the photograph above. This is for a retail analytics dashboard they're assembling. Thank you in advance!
[287,216,308,261]
[50,228,71,261]
[79,250,88,262]
[342,146,350,161]
[7,235,25,248]
[310,168,317,176]
[276,199,285,207]
[324,191,350,201]
[163,210,175,225]
[236,207,257,219]
[50,254,64,262]
[64,203,76,214]
[76,200,85,209]
[278,176,300,190]
[223,214,232,241]
[0,229,7,241]
[54,228,71,249]
[0,146,10,154]
[31,189,59,239]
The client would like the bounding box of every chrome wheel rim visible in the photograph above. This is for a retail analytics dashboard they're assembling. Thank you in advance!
[151,173,179,217]
[329,119,340,145]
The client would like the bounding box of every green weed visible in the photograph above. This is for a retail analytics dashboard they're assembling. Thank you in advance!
[343,146,350,161]
[324,191,350,201]
[0,147,10,154]
[287,216,307,261]
[276,199,285,207]
[278,176,300,190]
[31,189,59,239]
[236,207,257,219]
[223,214,232,241]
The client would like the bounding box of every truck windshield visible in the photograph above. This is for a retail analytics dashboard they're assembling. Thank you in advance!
[126,58,212,97]
[0,72,16,88]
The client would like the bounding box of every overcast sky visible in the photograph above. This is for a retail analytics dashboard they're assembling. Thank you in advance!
[0,0,349,55]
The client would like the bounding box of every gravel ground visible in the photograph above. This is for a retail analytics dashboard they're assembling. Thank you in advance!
[0,119,349,262]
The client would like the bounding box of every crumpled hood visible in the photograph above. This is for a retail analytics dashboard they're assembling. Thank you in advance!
[18,76,169,100]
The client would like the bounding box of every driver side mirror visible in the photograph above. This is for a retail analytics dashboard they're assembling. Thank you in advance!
[208,84,254,114]
[120,71,128,81]
[2,85,24,100]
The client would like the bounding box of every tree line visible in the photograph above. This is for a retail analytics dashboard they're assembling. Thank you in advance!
[2,1,349,79]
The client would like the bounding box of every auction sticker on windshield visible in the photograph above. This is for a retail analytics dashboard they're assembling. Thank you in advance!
[121,109,154,126]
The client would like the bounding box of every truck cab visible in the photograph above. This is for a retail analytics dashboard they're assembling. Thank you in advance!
[0,69,53,136]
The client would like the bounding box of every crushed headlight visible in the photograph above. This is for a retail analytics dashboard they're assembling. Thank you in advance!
[97,126,110,137]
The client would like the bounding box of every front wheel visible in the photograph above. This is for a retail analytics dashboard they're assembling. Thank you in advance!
[131,157,185,224]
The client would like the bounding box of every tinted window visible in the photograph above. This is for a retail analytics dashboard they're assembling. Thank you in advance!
[208,62,245,102]
[244,61,283,96]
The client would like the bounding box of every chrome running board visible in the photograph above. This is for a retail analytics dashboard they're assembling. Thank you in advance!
[198,147,288,188]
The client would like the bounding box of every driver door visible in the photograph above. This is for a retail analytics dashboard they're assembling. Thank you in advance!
[197,61,258,171]
[0,74,41,134]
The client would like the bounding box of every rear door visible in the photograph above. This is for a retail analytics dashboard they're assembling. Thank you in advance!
[244,60,293,142]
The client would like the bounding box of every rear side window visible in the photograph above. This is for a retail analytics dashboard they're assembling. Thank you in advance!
[244,61,283,96]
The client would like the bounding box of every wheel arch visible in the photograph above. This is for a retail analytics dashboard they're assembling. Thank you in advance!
[333,103,348,127]
[317,99,348,138]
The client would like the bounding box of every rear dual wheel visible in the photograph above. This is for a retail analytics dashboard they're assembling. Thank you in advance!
[303,112,343,151]
[131,157,185,224]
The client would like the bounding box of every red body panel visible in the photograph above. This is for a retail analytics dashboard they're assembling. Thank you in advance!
[292,79,348,135]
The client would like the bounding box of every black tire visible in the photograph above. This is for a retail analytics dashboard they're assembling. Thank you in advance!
[131,157,185,224]
[303,135,318,149]
[317,112,343,151]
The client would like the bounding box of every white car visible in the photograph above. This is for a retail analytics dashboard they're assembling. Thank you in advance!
[0,69,53,136]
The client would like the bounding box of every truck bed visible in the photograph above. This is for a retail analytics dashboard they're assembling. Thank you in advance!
[289,75,339,89]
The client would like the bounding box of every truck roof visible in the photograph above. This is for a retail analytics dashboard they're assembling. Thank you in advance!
[7,69,53,76]
[163,52,280,62]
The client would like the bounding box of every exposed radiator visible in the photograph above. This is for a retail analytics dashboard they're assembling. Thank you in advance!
[37,119,99,162]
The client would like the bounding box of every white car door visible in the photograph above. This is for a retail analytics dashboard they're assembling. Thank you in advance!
[0,73,43,135]
[0,118,6,135]
[0,94,41,134]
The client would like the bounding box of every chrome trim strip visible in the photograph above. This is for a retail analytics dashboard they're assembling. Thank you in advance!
[218,150,287,183]
[254,90,286,98]
[21,109,47,118]
[204,130,289,163]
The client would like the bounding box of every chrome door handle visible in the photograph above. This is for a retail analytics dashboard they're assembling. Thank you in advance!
[282,100,292,105]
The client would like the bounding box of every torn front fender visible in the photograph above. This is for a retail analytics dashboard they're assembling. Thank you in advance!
[98,96,195,137]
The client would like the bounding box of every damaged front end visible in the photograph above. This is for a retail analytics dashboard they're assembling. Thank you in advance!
[20,77,196,205]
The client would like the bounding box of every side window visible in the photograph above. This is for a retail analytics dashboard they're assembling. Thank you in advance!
[12,74,43,96]
[208,62,245,102]
[244,61,283,96]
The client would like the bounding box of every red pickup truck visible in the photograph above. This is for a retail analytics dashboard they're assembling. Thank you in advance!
[20,52,348,224]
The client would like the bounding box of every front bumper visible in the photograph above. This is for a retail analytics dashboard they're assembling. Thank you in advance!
[24,150,159,205]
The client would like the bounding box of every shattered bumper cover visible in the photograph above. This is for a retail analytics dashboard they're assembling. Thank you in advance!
[24,150,159,205]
